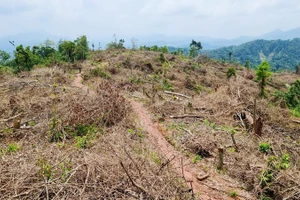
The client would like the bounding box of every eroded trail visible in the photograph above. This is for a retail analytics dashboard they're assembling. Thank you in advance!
[129,99,254,200]
[74,73,253,200]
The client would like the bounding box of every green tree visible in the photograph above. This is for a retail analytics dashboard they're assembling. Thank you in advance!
[229,51,232,62]
[189,40,202,58]
[256,61,272,97]
[74,35,89,60]
[14,45,37,71]
[0,50,10,66]
[285,80,300,109]
[245,60,251,69]
[58,41,76,62]
[159,46,169,54]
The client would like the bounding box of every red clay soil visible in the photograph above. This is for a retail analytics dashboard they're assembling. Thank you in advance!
[129,99,254,200]
[73,73,254,200]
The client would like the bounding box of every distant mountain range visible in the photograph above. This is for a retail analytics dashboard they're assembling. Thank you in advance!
[139,27,300,49]
[1,27,300,53]
[203,38,300,71]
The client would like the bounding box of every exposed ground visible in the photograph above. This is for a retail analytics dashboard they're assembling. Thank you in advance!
[1,49,300,199]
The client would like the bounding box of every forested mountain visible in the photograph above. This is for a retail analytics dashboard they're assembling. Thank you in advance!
[203,38,300,71]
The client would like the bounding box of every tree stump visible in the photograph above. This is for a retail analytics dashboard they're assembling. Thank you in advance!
[254,117,263,136]
[217,147,224,170]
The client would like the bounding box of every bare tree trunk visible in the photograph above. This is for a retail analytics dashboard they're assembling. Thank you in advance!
[253,98,257,132]
[231,133,239,152]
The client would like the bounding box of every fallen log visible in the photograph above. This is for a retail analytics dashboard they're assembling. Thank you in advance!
[164,91,191,99]
[170,115,204,119]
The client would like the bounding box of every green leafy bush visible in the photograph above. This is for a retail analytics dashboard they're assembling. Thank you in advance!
[163,79,173,91]
[259,142,271,153]
[226,67,236,79]
[89,67,111,79]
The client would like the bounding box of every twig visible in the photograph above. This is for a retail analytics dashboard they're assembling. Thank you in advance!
[164,91,191,99]
[182,128,193,136]
[80,165,90,198]
[158,155,175,174]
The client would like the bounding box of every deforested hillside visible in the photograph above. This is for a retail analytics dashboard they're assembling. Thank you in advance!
[1,46,300,200]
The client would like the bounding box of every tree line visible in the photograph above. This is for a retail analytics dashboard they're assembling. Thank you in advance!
[0,36,89,73]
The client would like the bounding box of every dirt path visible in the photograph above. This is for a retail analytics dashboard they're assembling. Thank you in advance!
[73,73,253,200]
[129,99,254,200]
[73,73,89,92]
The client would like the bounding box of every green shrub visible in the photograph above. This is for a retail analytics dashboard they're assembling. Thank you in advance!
[37,158,55,181]
[259,142,271,153]
[163,79,173,91]
[226,67,236,79]
[90,67,111,79]
[229,191,238,198]
[280,153,290,169]
[75,136,90,149]
[192,154,202,164]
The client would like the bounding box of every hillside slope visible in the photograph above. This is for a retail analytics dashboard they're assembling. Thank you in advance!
[204,38,300,71]
[1,49,300,199]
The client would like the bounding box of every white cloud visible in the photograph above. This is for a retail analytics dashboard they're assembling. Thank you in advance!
[0,0,299,39]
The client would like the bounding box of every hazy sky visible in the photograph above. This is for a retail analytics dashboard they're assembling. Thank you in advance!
[0,0,300,39]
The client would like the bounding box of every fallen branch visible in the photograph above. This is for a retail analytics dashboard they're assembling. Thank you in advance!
[170,115,204,119]
[182,128,193,136]
[164,91,191,99]
[291,119,300,124]
[0,113,24,122]
[120,161,152,198]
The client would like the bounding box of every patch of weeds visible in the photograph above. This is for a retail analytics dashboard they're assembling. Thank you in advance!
[151,74,161,82]
[204,119,218,130]
[228,147,235,152]
[37,157,55,181]
[129,76,142,84]
[194,84,203,94]
[261,195,272,200]
[7,143,20,153]
[28,121,36,126]
[3,127,13,135]
[168,122,185,131]
[229,191,238,198]
[259,142,271,154]
[73,124,98,137]
[127,128,144,138]
[75,136,90,149]
[49,112,63,143]
[192,154,202,164]
[162,79,173,91]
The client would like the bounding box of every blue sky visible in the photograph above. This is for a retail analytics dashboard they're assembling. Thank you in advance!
[0,0,300,39]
